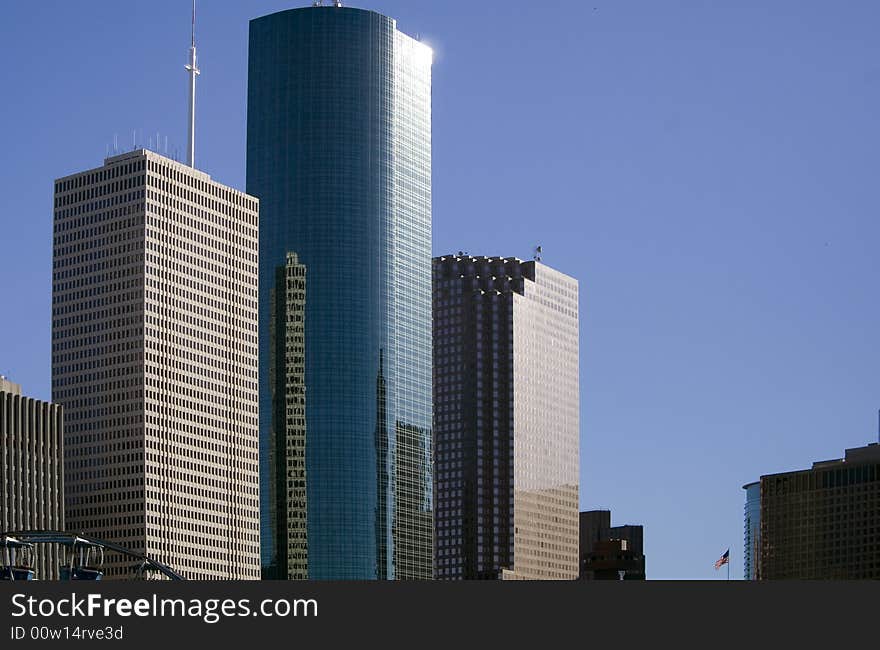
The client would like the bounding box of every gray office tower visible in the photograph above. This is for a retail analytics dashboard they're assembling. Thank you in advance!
[433,255,580,580]
[52,150,261,579]
[1,377,64,579]
[248,5,434,579]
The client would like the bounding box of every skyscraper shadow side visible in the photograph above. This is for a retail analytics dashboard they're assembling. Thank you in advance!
[248,6,433,580]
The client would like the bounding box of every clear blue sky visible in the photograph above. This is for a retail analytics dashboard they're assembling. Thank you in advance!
[2,1,879,579]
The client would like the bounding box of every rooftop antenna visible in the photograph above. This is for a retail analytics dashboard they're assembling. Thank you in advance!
[185,0,200,168]
[534,245,543,262]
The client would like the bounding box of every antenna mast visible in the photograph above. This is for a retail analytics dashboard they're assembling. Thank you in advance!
[185,0,200,167]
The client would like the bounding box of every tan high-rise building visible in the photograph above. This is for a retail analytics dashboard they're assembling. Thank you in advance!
[433,255,580,580]
[1,377,64,579]
[52,149,260,579]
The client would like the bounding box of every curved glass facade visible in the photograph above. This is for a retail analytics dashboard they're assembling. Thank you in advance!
[247,6,433,579]
[743,481,760,580]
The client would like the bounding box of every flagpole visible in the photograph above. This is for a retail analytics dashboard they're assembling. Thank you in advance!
[727,550,730,581]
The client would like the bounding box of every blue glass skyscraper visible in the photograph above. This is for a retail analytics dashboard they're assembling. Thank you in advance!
[743,481,760,580]
[247,5,433,580]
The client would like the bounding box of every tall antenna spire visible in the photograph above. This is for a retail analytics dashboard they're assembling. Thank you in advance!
[185,0,200,167]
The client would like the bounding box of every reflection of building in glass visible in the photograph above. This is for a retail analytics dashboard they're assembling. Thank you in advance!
[433,255,580,580]
[758,443,880,579]
[265,253,307,579]
[52,150,261,579]
[578,510,645,580]
[248,6,433,579]
[0,377,64,579]
[395,420,433,578]
[742,481,760,580]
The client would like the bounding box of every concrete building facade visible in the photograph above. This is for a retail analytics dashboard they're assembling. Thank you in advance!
[1,378,64,579]
[52,149,260,579]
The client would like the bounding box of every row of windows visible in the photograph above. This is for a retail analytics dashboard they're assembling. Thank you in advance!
[145,207,257,279]
[53,191,145,233]
[56,158,145,195]
[147,157,258,223]
[148,199,257,258]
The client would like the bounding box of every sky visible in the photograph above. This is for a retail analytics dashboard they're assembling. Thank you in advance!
[1,0,879,580]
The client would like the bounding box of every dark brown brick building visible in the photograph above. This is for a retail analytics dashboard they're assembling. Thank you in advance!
[579,510,645,580]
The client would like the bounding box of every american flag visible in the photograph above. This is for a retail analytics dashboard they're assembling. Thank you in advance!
[714,549,730,570]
